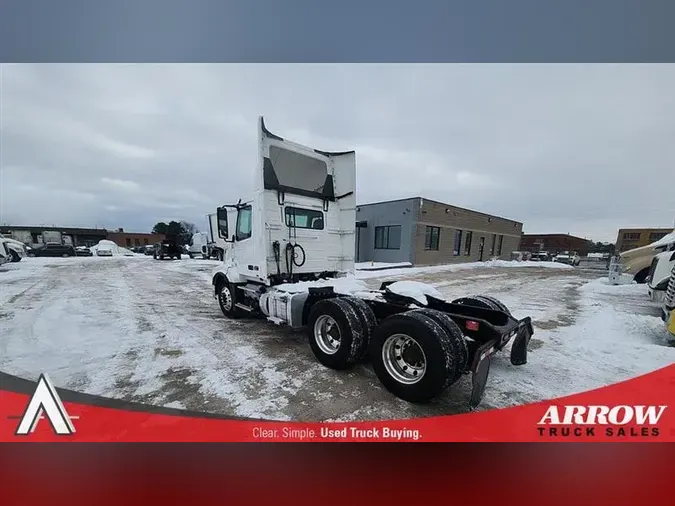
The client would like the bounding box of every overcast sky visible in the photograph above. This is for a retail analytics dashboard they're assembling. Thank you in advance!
[1,64,674,243]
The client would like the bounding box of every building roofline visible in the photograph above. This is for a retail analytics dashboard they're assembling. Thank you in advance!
[616,227,673,232]
[357,197,418,207]
[0,225,159,235]
[522,233,592,241]
[357,196,523,225]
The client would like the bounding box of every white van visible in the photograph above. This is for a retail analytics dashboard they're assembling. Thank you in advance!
[188,232,209,259]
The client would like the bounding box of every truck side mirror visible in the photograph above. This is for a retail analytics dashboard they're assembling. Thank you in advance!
[216,207,229,239]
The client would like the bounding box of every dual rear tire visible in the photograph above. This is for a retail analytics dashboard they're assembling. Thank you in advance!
[306,298,469,403]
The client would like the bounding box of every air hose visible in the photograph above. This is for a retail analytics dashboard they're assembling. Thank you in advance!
[285,242,306,278]
[272,240,281,277]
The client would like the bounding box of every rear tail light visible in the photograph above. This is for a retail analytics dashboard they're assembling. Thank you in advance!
[465,320,480,331]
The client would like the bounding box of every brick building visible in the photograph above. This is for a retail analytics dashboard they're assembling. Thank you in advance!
[520,233,594,256]
[106,228,165,248]
[0,225,163,248]
[614,228,673,252]
[356,197,523,266]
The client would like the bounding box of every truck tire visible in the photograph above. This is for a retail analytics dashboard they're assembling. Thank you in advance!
[188,253,194,259]
[340,297,377,361]
[452,295,510,315]
[9,250,21,263]
[307,298,365,370]
[634,267,650,284]
[408,308,468,384]
[217,280,243,319]
[474,295,511,315]
[370,311,460,403]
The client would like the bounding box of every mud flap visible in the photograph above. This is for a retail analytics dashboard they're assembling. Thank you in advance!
[469,340,496,410]
[510,318,533,366]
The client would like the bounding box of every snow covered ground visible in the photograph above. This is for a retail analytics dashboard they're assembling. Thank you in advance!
[0,256,673,421]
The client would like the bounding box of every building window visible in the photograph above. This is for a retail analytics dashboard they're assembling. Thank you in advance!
[497,235,504,256]
[126,238,132,247]
[623,232,641,240]
[144,238,149,245]
[374,225,401,250]
[134,238,140,246]
[453,230,462,256]
[649,232,668,242]
[425,226,440,251]
[285,207,324,230]
[464,231,473,255]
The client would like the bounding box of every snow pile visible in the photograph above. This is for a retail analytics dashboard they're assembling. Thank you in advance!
[385,281,443,305]
[356,258,573,280]
[273,277,445,305]
[579,276,643,295]
[89,240,136,257]
[274,276,372,296]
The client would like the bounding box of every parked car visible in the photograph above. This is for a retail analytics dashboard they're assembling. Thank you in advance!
[510,251,532,261]
[530,251,552,262]
[144,245,156,256]
[153,237,182,260]
[553,251,581,266]
[0,233,28,262]
[96,245,114,257]
[0,240,11,266]
[75,246,93,257]
[32,243,77,257]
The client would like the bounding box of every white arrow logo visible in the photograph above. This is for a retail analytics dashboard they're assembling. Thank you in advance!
[15,374,76,435]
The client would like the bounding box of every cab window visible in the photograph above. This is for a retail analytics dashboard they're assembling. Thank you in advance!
[236,205,253,241]
[285,207,324,230]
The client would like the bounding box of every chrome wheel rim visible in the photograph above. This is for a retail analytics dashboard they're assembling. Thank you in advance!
[220,286,233,311]
[382,334,426,385]
[314,315,341,355]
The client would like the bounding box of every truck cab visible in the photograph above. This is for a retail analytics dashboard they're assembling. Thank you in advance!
[609,231,675,285]
[661,263,675,341]
[648,250,675,303]
[213,116,356,289]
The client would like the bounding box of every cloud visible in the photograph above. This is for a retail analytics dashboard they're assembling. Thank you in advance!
[1,63,674,241]
[101,177,141,192]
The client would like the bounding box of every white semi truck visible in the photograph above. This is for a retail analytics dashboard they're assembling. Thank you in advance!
[211,118,534,408]
[647,250,675,303]
[206,212,229,261]
[661,263,675,341]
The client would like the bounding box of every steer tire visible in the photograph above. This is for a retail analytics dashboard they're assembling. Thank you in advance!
[307,298,364,370]
[217,281,243,319]
[340,297,377,362]
[9,250,21,263]
[370,311,458,404]
[407,308,468,385]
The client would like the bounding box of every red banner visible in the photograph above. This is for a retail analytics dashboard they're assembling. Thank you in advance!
[1,364,672,442]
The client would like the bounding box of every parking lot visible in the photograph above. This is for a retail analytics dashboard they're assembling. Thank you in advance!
[1,256,673,421]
